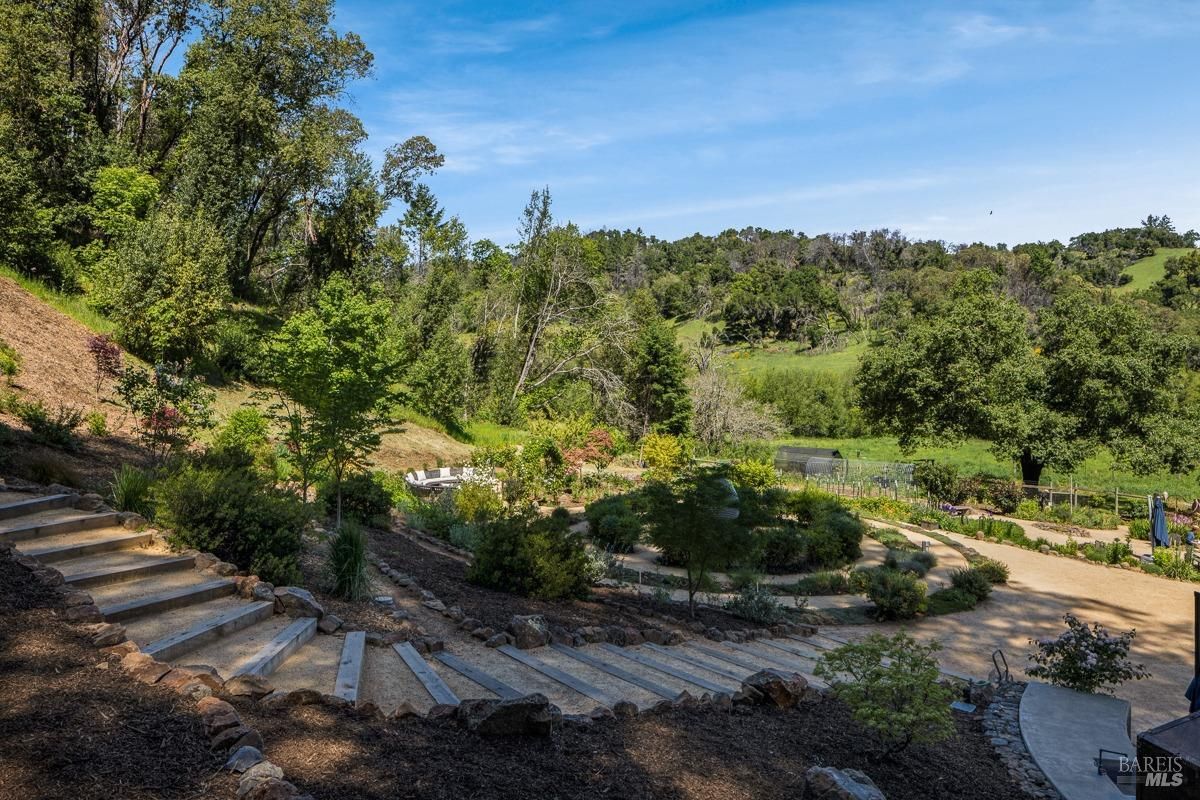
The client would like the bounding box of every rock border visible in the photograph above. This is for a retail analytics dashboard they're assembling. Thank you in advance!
[368,549,815,651]
[982,681,1062,800]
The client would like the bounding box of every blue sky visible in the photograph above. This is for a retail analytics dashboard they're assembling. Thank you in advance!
[333,0,1200,246]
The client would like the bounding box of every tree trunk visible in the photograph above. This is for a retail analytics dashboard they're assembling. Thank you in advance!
[1019,449,1044,493]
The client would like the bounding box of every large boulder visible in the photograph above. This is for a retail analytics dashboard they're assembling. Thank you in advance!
[802,766,886,800]
[456,694,559,736]
[273,586,324,619]
[506,615,549,649]
[740,670,811,709]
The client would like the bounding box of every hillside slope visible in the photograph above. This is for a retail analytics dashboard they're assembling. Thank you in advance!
[0,275,472,477]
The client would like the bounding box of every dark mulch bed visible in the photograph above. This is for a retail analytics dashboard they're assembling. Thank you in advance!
[367,527,756,634]
[0,557,238,800]
[241,695,1030,800]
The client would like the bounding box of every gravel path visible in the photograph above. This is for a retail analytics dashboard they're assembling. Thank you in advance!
[826,532,1196,733]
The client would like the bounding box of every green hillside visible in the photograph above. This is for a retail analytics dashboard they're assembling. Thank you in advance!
[1116,247,1194,293]
[675,318,864,376]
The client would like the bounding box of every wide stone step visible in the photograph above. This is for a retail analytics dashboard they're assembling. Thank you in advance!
[644,643,752,684]
[499,645,615,707]
[359,642,439,715]
[393,641,459,706]
[62,554,195,588]
[550,644,676,701]
[433,650,522,700]
[268,631,345,696]
[597,643,731,696]
[142,601,275,663]
[23,531,153,563]
[236,617,318,679]
[0,511,121,543]
[124,595,252,648]
[429,644,587,712]
[0,493,75,520]
[99,577,238,623]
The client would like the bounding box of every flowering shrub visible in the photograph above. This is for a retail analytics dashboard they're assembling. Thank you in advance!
[115,362,213,459]
[1027,613,1150,694]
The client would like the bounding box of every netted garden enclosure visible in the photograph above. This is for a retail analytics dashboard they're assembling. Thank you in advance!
[773,446,915,497]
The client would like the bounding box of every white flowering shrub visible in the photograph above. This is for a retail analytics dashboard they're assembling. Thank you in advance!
[1027,613,1150,694]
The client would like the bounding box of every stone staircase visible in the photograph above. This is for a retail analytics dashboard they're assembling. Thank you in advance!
[1,488,853,716]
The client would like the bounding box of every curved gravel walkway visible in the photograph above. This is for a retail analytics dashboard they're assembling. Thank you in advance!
[825,531,1196,733]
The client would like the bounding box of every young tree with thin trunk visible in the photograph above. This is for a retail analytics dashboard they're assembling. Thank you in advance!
[266,274,397,525]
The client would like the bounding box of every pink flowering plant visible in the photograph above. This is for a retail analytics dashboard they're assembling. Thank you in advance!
[1027,613,1150,694]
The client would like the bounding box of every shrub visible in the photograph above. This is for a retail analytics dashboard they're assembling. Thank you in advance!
[448,523,482,551]
[640,432,691,477]
[115,362,214,458]
[949,567,992,601]
[723,584,785,625]
[155,461,308,585]
[319,471,393,527]
[813,632,956,755]
[327,521,369,600]
[973,558,1010,584]
[1151,547,1197,581]
[454,480,504,524]
[1127,518,1151,540]
[1027,613,1150,694]
[869,527,918,551]
[729,459,778,492]
[860,567,927,620]
[757,525,806,573]
[790,571,851,596]
[468,509,596,600]
[983,480,1022,514]
[109,464,154,518]
[21,452,82,487]
[586,494,644,553]
[909,550,938,571]
[1073,506,1120,530]
[13,398,83,450]
[0,339,20,382]
[1013,499,1041,520]
[85,411,108,437]
[407,490,461,539]
[913,461,965,504]
[213,407,270,455]
[927,587,978,614]
[211,316,266,382]
[85,334,123,393]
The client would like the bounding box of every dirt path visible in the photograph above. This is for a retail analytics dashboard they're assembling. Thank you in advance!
[826,533,1195,733]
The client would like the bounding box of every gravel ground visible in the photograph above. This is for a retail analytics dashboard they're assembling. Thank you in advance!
[826,531,1196,732]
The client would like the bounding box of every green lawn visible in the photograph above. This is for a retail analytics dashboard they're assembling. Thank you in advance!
[1116,247,1193,294]
[774,434,1200,500]
[674,318,864,377]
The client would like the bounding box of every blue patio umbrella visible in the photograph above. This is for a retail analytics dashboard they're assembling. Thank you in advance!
[1151,495,1170,549]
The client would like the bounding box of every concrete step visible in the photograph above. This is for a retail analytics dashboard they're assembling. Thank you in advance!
[62,553,195,589]
[684,641,767,674]
[431,643,589,712]
[359,642,439,715]
[22,531,153,563]
[645,643,753,684]
[142,601,275,664]
[236,617,318,679]
[0,511,121,543]
[269,631,345,696]
[394,642,459,706]
[0,493,75,520]
[498,645,616,708]
[172,613,302,680]
[332,631,367,703]
[124,594,252,647]
[720,640,827,688]
[16,524,146,556]
[549,643,676,702]
[98,577,238,623]
[597,643,732,696]
[432,650,522,700]
[88,568,228,609]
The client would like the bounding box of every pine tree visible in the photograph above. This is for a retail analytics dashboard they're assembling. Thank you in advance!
[628,317,693,436]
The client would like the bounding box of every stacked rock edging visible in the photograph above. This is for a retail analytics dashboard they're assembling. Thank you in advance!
[983,681,1062,800]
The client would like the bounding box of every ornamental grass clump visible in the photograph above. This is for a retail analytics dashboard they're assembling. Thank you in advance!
[1027,613,1149,694]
